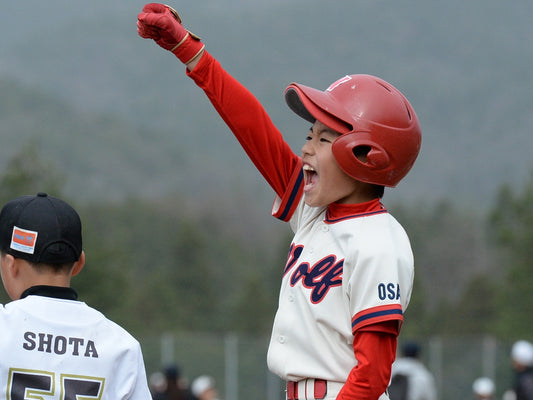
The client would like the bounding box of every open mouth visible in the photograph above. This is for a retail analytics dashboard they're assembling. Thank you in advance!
[303,164,318,192]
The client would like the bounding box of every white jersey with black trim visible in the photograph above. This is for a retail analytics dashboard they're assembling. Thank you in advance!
[0,295,151,399]
[267,198,414,382]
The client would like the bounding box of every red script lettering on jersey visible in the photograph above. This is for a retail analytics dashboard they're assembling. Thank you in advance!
[284,244,343,304]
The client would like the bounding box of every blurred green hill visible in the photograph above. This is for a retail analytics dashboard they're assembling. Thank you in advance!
[1,0,532,209]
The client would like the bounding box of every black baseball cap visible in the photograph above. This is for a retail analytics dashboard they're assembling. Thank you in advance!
[0,193,82,264]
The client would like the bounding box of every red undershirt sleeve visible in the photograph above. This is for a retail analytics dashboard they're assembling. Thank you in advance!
[187,52,301,199]
[336,320,399,400]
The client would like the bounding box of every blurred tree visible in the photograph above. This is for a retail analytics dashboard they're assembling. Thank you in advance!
[73,204,133,327]
[77,198,224,333]
[0,140,65,205]
[455,274,498,334]
[226,229,290,333]
[400,272,432,337]
[166,220,216,330]
[392,200,495,313]
[77,198,174,332]
[488,172,533,338]
[228,257,280,334]
[430,274,498,336]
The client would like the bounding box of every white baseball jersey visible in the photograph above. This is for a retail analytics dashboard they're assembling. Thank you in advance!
[0,290,151,399]
[267,197,414,383]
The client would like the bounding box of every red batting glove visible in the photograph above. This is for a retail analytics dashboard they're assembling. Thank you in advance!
[137,3,205,65]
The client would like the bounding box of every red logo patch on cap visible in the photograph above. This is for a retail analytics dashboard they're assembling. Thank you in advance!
[11,226,38,254]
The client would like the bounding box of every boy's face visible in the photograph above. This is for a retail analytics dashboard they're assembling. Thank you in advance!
[301,121,362,208]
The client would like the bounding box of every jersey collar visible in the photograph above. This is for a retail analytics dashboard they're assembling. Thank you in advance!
[20,285,78,300]
[325,198,387,223]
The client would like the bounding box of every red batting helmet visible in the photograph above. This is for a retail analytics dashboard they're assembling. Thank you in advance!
[284,74,421,187]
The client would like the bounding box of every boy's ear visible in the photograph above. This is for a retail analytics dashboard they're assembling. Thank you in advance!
[3,254,17,278]
[71,251,85,277]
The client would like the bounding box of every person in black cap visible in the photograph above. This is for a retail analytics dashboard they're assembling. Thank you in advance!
[163,364,194,400]
[0,192,152,399]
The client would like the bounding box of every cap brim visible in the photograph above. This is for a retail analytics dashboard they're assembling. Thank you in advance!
[284,83,353,134]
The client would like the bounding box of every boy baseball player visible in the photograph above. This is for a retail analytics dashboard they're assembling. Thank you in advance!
[0,192,152,399]
[137,4,421,400]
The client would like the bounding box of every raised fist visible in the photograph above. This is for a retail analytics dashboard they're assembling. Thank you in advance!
[137,3,204,65]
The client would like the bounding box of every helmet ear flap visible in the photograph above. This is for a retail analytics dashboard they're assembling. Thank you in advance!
[366,146,390,169]
[332,132,392,182]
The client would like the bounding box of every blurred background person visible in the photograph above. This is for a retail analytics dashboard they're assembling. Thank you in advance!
[502,340,533,400]
[163,364,193,400]
[191,375,220,400]
[472,377,495,400]
[150,371,167,400]
[389,341,438,400]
